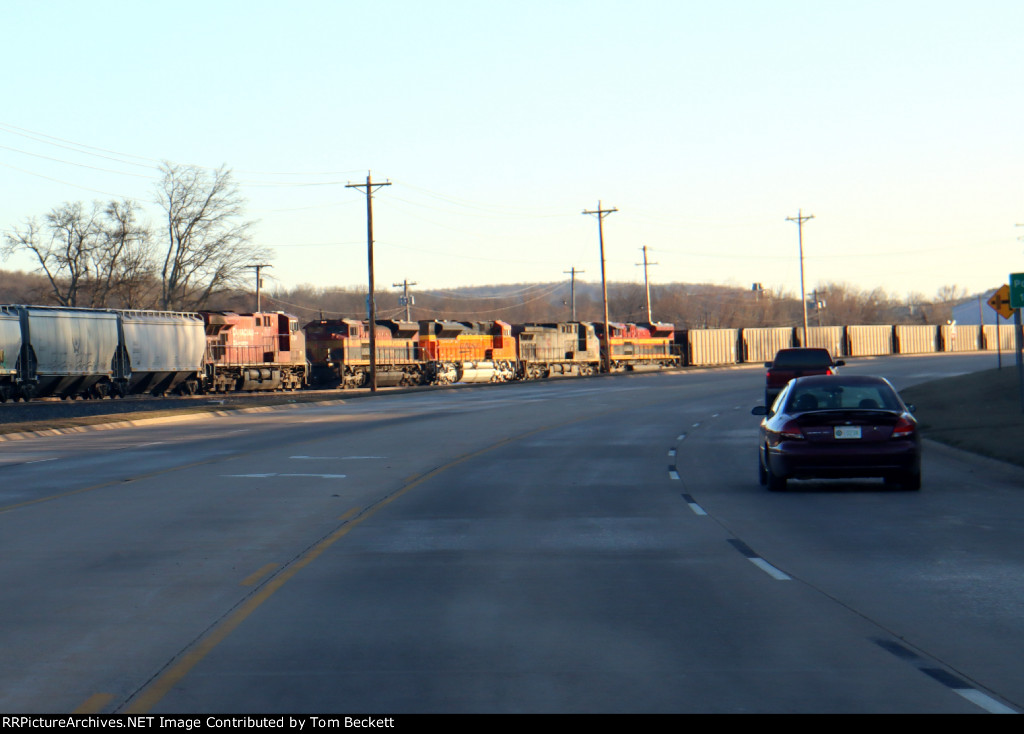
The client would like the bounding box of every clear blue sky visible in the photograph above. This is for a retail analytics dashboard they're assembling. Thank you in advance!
[2,0,1022,303]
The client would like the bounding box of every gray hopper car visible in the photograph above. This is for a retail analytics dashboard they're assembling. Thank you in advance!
[0,305,205,401]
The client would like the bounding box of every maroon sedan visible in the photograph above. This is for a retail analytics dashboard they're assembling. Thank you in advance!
[751,375,921,491]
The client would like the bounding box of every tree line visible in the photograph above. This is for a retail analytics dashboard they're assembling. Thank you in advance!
[260,280,968,329]
[2,165,970,326]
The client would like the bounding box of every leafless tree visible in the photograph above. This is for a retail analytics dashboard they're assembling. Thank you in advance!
[154,162,268,311]
[3,200,160,308]
[934,284,968,304]
[95,199,156,308]
[3,202,104,306]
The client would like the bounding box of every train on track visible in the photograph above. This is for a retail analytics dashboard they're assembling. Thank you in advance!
[2,303,1012,403]
[303,318,678,388]
[0,305,679,401]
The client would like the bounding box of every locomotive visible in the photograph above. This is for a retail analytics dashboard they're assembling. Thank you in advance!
[201,311,306,393]
[0,305,306,402]
[302,317,680,388]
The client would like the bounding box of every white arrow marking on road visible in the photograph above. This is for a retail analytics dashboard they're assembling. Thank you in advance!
[223,473,347,479]
[290,456,386,460]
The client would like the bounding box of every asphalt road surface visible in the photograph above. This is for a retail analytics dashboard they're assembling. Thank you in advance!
[1,353,1021,713]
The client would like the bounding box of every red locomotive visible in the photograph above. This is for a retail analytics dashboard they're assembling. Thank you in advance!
[201,311,307,392]
[591,322,680,371]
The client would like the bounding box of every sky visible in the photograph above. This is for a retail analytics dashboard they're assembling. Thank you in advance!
[1,0,1022,305]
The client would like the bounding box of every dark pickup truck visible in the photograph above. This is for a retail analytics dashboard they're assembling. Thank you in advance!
[764,348,844,407]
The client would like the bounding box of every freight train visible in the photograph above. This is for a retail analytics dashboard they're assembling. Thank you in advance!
[0,305,680,401]
[4,303,1006,403]
[302,318,680,388]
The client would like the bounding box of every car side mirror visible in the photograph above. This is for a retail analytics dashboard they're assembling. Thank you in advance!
[764,362,772,368]
[906,404,916,414]
[751,405,769,416]
[835,360,846,367]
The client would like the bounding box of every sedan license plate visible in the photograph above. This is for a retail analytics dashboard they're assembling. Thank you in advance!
[834,426,862,440]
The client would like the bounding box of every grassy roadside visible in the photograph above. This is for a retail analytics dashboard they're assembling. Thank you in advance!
[900,367,1024,469]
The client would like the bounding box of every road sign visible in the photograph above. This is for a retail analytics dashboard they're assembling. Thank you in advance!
[989,284,1014,320]
[1011,273,1024,309]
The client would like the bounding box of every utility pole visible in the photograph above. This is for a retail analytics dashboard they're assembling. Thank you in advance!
[583,201,617,373]
[636,245,658,323]
[563,267,584,321]
[393,279,418,321]
[247,263,272,313]
[347,172,391,392]
[786,209,815,343]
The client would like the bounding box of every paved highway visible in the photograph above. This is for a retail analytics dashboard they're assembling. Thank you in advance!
[0,353,1021,713]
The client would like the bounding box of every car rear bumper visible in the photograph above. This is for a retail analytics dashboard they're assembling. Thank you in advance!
[768,440,920,479]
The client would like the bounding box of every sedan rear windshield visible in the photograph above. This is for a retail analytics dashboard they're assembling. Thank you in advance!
[786,383,901,412]
[772,350,834,368]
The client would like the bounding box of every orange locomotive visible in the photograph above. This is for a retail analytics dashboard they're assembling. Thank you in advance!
[304,319,519,388]
[417,320,517,383]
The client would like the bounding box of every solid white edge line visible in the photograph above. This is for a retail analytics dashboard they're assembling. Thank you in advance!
[954,688,1017,714]
[750,558,792,580]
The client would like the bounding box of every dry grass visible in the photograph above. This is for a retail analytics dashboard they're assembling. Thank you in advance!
[901,367,1024,468]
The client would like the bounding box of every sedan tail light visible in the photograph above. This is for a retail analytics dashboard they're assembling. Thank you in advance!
[891,416,916,439]
[779,420,805,440]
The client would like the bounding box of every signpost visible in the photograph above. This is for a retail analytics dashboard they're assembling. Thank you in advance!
[987,284,1012,369]
[1009,275,1024,413]
[1011,273,1024,309]
[988,284,1014,320]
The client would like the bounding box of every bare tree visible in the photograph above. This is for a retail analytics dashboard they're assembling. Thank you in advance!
[3,202,104,306]
[3,200,159,308]
[95,199,156,308]
[935,284,968,304]
[154,162,268,311]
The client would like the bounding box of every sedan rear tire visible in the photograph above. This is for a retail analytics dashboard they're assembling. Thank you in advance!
[884,471,921,491]
[765,448,787,492]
